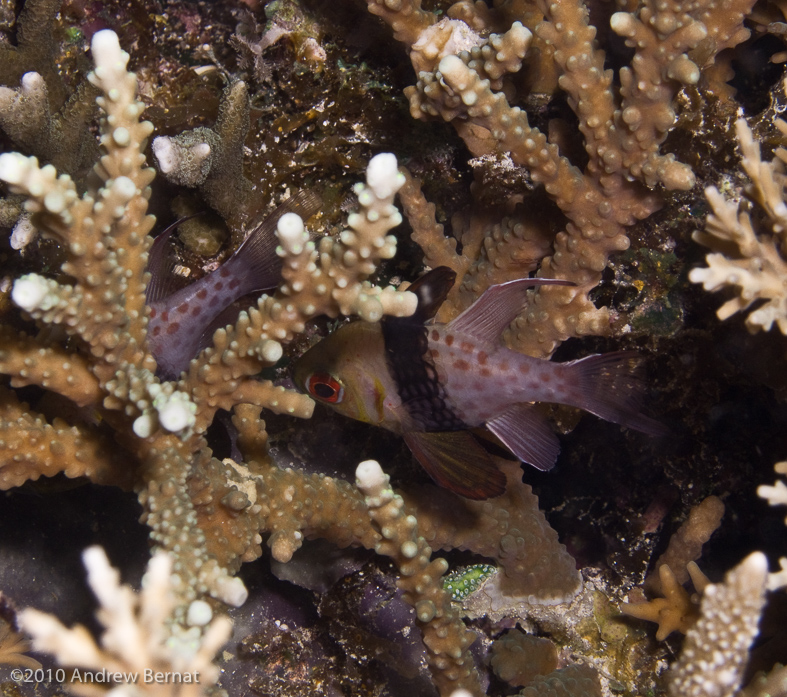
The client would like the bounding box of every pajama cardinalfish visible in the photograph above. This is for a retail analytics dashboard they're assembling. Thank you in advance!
[145,191,321,379]
[294,267,666,500]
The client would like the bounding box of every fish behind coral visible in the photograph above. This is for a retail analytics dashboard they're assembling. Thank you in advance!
[146,191,321,379]
[294,267,666,499]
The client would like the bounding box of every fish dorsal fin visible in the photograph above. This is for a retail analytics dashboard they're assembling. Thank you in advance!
[485,403,560,471]
[448,277,575,343]
[403,430,506,500]
[404,266,457,324]
[145,215,202,304]
[234,189,323,294]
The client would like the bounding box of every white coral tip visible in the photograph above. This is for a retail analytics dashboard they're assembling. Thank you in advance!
[152,137,177,174]
[10,216,36,250]
[276,212,306,254]
[21,71,45,92]
[157,393,196,433]
[610,11,636,36]
[366,153,402,200]
[12,274,50,311]
[91,30,123,69]
[214,576,248,607]
[0,152,28,185]
[355,459,387,494]
[133,413,155,438]
[112,175,137,201]
[186,600,213,627]
[259,339,283,363]
[437,54,467,83]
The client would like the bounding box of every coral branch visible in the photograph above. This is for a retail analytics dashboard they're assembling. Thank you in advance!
[356,459,481,697]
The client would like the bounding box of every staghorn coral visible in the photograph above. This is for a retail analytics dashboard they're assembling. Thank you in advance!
[691,111,787,334]
[0,21,579,696]
[759,461,787,590]
[364,0,754,357]
[643,495,725,595]
[620,494,724,640]
[356,459,480,695]
[1,0,787,696]
[666,553,770,697]
[151,80,252,236]
[20,547,232,697]
[0,21,423,658]
[621,561,709,640]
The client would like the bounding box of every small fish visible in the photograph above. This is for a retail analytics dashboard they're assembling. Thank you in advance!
[146,191,321,379]
[294,267,666,499]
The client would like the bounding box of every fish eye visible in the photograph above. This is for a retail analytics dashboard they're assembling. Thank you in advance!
[305,373,344,404]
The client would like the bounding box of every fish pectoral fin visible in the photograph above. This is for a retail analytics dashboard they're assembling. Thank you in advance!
[485,404,560,472]
[403,430,506,500]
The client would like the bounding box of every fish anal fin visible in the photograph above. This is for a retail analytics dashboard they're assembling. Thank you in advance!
[486,403,560,472]
[448,277,575,343]
[403,430,506,500]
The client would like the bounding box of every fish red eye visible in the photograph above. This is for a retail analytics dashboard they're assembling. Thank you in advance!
[305,373,344,404]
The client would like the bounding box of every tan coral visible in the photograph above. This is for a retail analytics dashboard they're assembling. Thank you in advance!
[622,563,709,640]
[691,116,787,334]
[367,0,753,357]
[19,547,232,697]
[644,495,725,595]
[666,553,769,697]
[0,29,419,632]
[0,384,131,490]
[356,459,481,697]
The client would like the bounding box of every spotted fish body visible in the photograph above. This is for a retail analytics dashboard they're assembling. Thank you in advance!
[295,267,665,499]
[147,257,248,378]
[429,325,578,425]
[146,191,321,379]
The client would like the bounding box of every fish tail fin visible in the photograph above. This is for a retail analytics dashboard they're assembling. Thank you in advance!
[230,189,323,294]
[564,351,667,436]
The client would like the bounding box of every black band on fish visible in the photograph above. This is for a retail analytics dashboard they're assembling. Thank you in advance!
[382,268,467,432]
